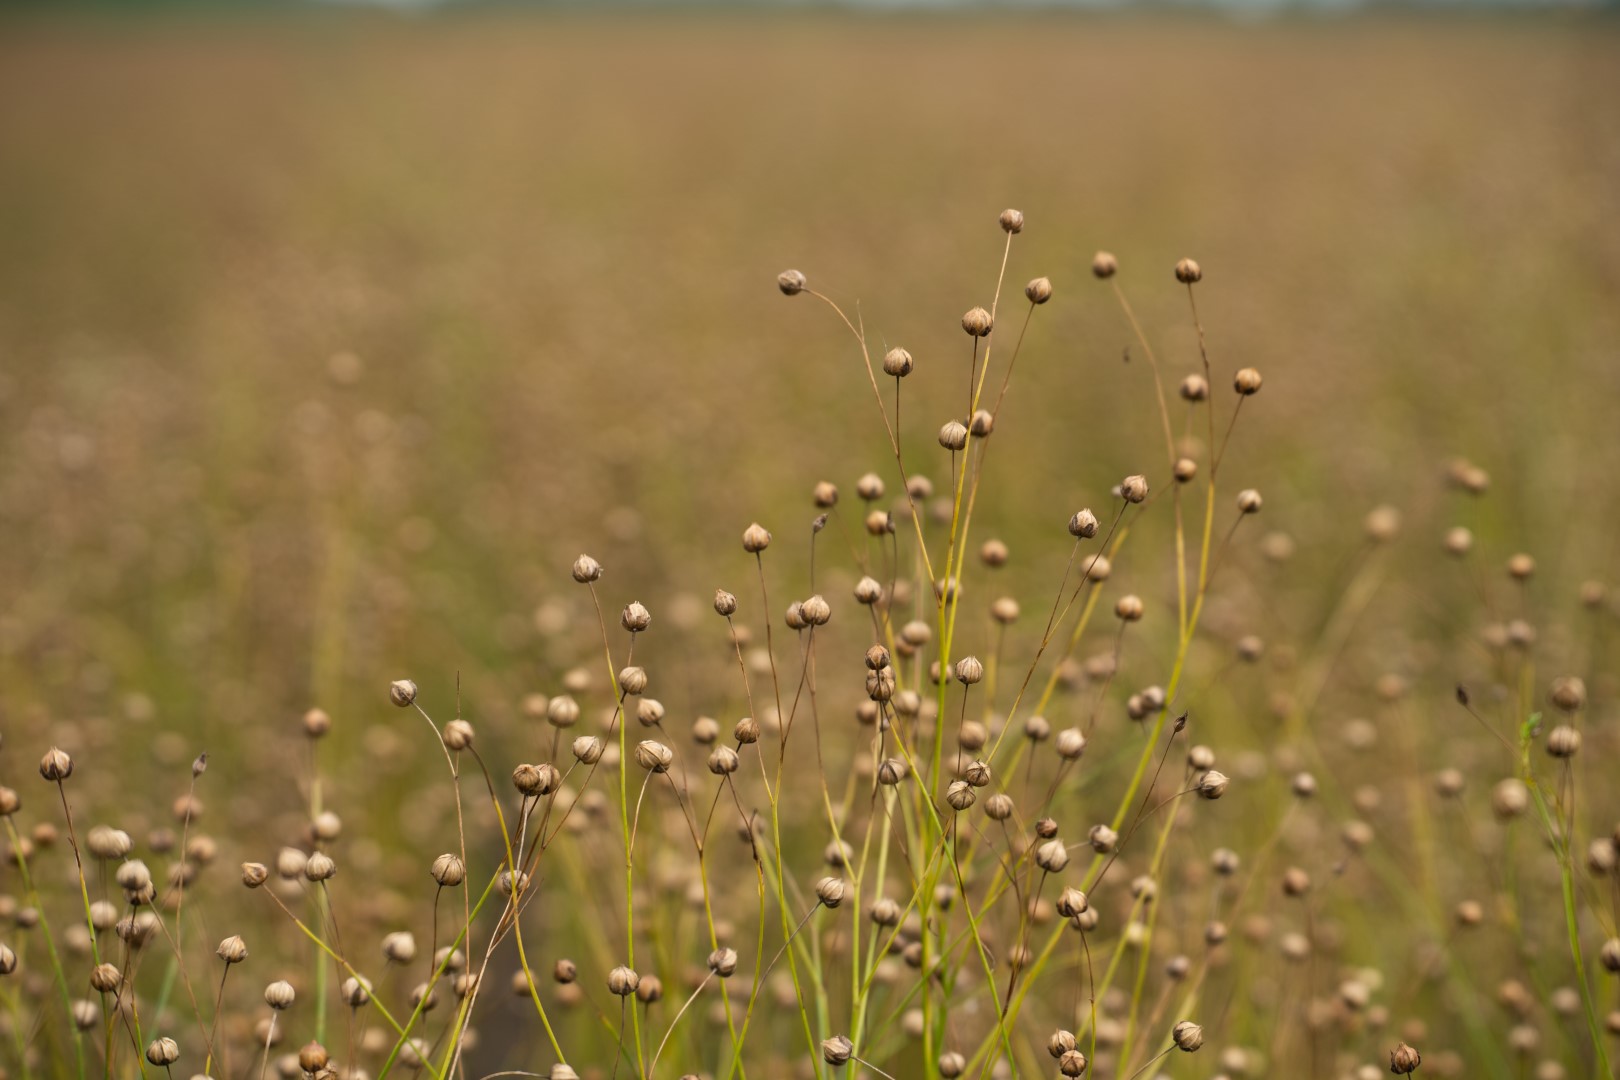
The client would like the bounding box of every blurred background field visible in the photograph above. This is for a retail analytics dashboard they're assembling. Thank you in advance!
[2,9,1620,1075]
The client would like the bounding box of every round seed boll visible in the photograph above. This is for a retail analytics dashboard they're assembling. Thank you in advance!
[1172,1020,1204,1052]
[383,932,417,964]
[1174,457,1198,483]
[389,680,418,708]
[822,1035,853,1066]
[40,747,74,782]
[619,666,649,695]
[572,736,604,764]
[882,348,914,377]
[305,852,336,882]
[303,708,332,739]
[1035,839,1070,873]
[607,966,639,996]
[1237,489,1263,514]
[1180,374,1209,401]
[777,269,806,296]
[999,208,1024,233]
[91,962,122,992]
[1175,258,1202,284]
[146,1037,179,1066]
[621,602,651,633]
[1059,1048,1088,1076]
[1056,888,1088,918]
[1092,252,1118,279]
[969,409,995,438]
[939,1051,967,1078]
[945,781,976,811]
[431,853,466,887]
[801,594,832,626]
[815,877,847,908]
[1114,595,1145,621]
[955,656,984,685]
[265,981,296,1010]
[217,935,248,965]
[1234,368,1263,395]
[241,862,269,889]
[984,792,1015,821]
[962,307,994,337]
[1068,509,1099,538]
[634,741,673,773]
[1197,771,1230,800]
[1025,277,1053,304]
[1120,474,1149,503]
[571,555,603,583]
[713,589,738,616]
[707,746,740,776]
[708,947,738,977]
[1546,725,1582,758]
[742,523,771,553]
[442,720,474,752]
[938,420,969,451]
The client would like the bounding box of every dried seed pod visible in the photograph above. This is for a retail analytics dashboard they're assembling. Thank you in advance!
[1056,888,1088,918]
[707,948,738,977]
[607,966,639,996]
[1390,1042,1422,1075]
[299,1042,330,1073]
[1092,252,1118,279]
[1055,728,1086,760]
[217,936,248,965]
[90,962,122,992]
[815,877,847,908]
[571,555,603,583]
[742,523,772,553]
[955,657,984,685]
[619,667,649,695]
[939,421,969,451]
[1025,277,1053,304]
[822,1036,853,1066]
[146,1037,179,1066]
[1088,824,1118,854]
[39,748,74,782]
[1175,258,1202,284]
[1059,1048,1088,1076]
[777,269,806,296]
[383,932,417,964]
[431,853,466,888]
[945,781,976,811]
[242,862,269,888]
[1197,771,1230,800]
[572,736,604,764]
[882,348,914,377]
[801,595,832,626]
[1035,839,1070,873]
[1120,475,1148,503]
[985,793,1015,821]
[713,589,738,617]
[962,307,994,337]
[1172,1020,1204,1052]
[1180,374,1209,401]
[442,720,474,751]
[305,852,337,883]
[707,746,740,776]
[621,602,651,633]
[1234,368,1263,395]
[389,680,418,708]
[1068,509,1099,538]
[265,981,296,1010]
[513,763,561,797]
[634,741,674,773]
[1115,595,1145,621]
[1237,489,1263,514]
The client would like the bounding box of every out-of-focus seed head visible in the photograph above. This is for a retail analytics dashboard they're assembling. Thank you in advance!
[1180,374,1209,401]
[1025,276,1053,304]
[1120,475,1149,503]
[571,555,603,584]
[1492,778,1529,820]
[90,962,122,992]
[1092,252,1118,279]
[1508,553,1536,581]
[777,269,806,296]
[1088,824,1119,854]
[856,473,885,501]
[40,748,74,782]
[882,348,914,378]
[1173,457,1198,483]
[742,523,772,554]
[1055,728,1087,760]
[302,708,331,739]
[984,793,1015,821]
[1443,526,1473,556]
[1175,258,1202,284]
[389,680,418,708]
[877,757,908,786]
[1282,867,1311,896]
[304,852,336,883]
[969,409,995,438]
[242,862,269,889]
[1546,725,1582,759]
[382,931,417,964]
[441,720,474,752]
[1237,489,1263,514]
[1292,772,1317,798]
[1234,368,1263,395]
[1114,595,1145,622]
[962,307,994,338]
[1550,677,1587,712]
